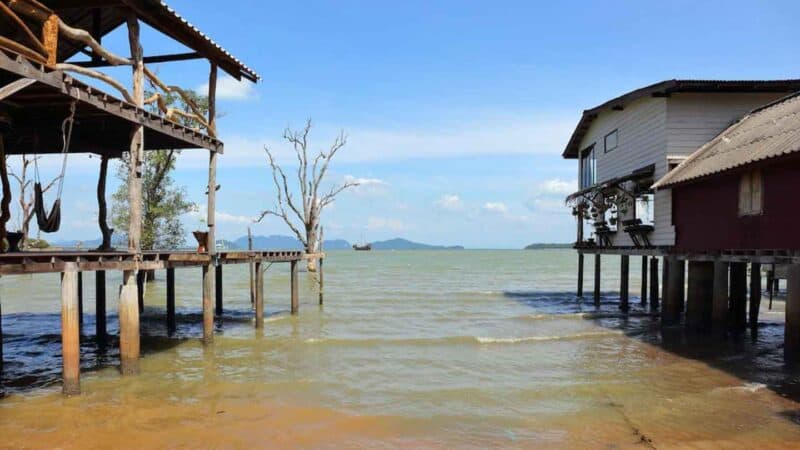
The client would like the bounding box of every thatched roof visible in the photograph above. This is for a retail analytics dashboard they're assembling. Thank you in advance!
[653,92,800,189]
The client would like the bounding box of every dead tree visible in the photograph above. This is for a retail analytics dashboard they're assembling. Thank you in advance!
[8,154,59,246]
[257,120,357,271]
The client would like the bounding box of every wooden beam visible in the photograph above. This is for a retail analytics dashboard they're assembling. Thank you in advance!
[71,52,203,68]
[61,264,80,395]
[291,260,299,314]
[95,270,106,342]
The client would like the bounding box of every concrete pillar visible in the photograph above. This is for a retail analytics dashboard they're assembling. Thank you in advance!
[577,253,584,298]
[662,258,685,325]
[61,265,80,395]
[254,261,263,328]
[686,261,714,331]
[166,268,176,334]
[215,265,223,318]
[750,263,762,329]
[620,255,630,312]
[291,260,299,315]
[785,264,800,359]
[711,261,729,331]
[730,262,747,330]
[640,255,648,306]
[202,265,213,345]
[649,257,659,310]
[95,271,107,343]
[594,254,601,306]
[119,269,140,375]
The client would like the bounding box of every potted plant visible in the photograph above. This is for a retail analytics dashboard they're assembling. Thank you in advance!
[193,218,208,253]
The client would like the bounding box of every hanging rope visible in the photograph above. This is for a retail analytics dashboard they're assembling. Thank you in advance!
[34,101,75,233]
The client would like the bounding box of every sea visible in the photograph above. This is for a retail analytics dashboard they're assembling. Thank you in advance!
[1,249,800,448]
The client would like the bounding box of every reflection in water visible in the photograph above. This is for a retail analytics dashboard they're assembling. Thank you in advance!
[1,250,800,448]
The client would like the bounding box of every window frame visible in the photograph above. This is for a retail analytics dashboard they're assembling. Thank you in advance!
[579,144,596,189]
[604,129,619,153]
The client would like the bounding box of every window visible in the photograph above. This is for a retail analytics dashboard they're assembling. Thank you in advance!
[604,129,618,153]
[635,193,655,225]
[739,170,763,216]
[580,145,596,189]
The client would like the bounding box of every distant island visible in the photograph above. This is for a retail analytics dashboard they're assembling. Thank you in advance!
[524,243,573,250]
[370,238,464,250]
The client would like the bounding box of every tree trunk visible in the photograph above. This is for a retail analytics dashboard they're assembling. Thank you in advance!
[305,226,318,272]
[97,155,114,250]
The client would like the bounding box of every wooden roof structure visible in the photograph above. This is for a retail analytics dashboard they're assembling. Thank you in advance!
[562,79,800,159]
[653,92,800,189]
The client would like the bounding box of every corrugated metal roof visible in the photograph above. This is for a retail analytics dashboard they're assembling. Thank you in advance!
[653,91,800,189]
[561,79,800,159]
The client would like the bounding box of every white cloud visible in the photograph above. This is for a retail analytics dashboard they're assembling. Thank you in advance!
[188,206,255,224]
[538,178,576,196]
[482,202,508,214]
[366,217,407,232]
[434,194,463,211]
[344,175,389,195]
[187,113,575,167]
[197,75,257,101]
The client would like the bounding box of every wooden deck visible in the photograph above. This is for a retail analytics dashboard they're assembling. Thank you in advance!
[0,250,316,275]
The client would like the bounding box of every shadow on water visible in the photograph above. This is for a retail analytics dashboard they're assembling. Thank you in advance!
[503,290,800,405]
[0,304,275,397]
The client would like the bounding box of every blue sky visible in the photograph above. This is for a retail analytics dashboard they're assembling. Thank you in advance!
[13,0,800,248]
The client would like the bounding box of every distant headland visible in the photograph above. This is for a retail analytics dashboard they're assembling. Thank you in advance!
[523,243,573,250]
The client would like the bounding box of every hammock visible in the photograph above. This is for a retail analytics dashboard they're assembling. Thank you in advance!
[34,102,74,233]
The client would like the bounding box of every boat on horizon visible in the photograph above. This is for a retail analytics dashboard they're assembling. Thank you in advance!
[353,243,372,251]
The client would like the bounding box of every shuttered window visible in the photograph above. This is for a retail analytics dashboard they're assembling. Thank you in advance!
[739,170,763,216]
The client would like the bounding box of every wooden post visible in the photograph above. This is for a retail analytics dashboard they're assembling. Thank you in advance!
[711,261,729,332]
[662,258,684,325]
[686,261,713,331]
[593,254,601,306]
[166,267,175,334]
[649,257,659,310]
[120,14,143,376]
[97,155,113,250]
[291,260,299,314]
[136,269,144,313]
[254,261,263,328]
[202,265,213,344]
[77,271,83,326]
[730,262,747,330]
[95,271,106,342]
[61,264,80,395]
[661,256,669,308]
[119,270,139,375]
[203,62,218,346]
[0,296,3,373]
[750,263,762,330]
[319,257,324,305]
[577,253,584,297]
[640,255,648,305]
[248,227,254,306]
[0,135,11,251]
[785,264,800,359]
[619,255,629,312]
[215,265,223,318]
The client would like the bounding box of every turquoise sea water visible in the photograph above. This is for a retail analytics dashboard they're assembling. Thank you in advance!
[1,249,799,448]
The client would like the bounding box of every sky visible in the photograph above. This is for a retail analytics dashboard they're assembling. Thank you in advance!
[13,0,800,248]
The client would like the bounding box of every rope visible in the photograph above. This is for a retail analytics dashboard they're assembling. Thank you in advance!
[34,101,74,200]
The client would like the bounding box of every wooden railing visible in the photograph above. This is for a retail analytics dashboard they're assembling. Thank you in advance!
[0,0,211,135]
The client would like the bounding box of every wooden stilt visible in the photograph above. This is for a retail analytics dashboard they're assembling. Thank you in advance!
[0,296,3,373]
[119,270,140,375]
[768,265,775,310]
[77,272,84,326]
[318,257,324,305]
[593,254,601,306]
[291,260,299,314]
[61,265,80,395]
[248,228,254,306]
[749,263,761,330]
[649,257,659,310]
[166,267,176,334]
[686,261,714,331]
[577,253,584,298]
[254,261,263,328]
[661,256,669,309]
[215,265,223,318]
[202,265,213,344]
[95,271,107,342]
[730,262,747,330]
[677,260,686,313]
[640,255,648,305]
[620,255,629,312]
[663,258,684,325]
[785,264,800,359]
[711,261,729,332]
[136,270,144,313]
